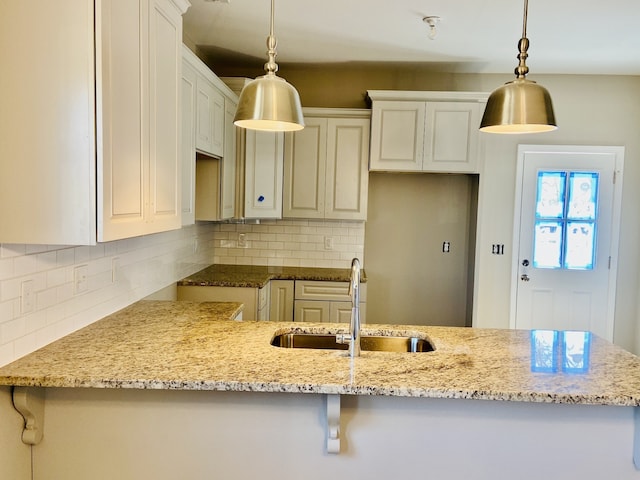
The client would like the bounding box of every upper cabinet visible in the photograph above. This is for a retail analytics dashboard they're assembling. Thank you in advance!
[182,46,238,223]
[0,0,189,245]
[195,75,225,158]
[243,130,285,219]
[283,109,370,221]
[368,91,488,174]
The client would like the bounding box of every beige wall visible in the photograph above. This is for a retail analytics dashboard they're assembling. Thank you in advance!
[365,173,475,327]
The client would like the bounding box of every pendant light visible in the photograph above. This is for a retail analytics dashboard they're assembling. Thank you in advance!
[479,0,557,134]
[233,0,304,132]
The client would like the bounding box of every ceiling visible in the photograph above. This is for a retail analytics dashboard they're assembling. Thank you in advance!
[182,0,640,76]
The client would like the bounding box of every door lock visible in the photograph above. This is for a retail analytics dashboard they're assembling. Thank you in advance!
[521,274,530,282]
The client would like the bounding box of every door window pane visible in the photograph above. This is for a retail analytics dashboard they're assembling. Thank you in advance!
[533,170,598,271]
[533,221,562,269]
[536,171,566,219]
[565,222,595,269]
[567,172,598,220]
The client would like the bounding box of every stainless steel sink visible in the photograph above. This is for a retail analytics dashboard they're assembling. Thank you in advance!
[271,332,434,353]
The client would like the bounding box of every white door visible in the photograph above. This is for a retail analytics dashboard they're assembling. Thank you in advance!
[512,145,624,340]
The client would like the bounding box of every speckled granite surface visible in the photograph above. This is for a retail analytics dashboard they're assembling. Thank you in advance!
[1,300,640,406]
[177,264,367,288]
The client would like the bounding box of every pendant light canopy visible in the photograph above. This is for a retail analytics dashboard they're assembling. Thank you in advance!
[233,0,304,132]
[480,0,557,134]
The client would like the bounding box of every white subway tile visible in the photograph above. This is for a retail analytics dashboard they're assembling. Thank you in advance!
[1,244,26,258]
[0,258,13,281]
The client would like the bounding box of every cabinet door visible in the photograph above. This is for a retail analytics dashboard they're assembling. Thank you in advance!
[195,76,224,157]
[269,280,295,322]
[283,117,327,219]
[329,302,353,323]
[148,0,182,233]
[325,118,370,220]
[220,98,237,219]
[369,101,425,171]
[180,59,197,225]
[97,0,145,241]
[330,301,366,324]
[423,102,481,173]
[0,0,97,245]
[244,131,284,218]
[294,300,331,323]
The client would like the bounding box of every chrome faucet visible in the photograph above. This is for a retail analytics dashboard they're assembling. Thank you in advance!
[337,257,361,357]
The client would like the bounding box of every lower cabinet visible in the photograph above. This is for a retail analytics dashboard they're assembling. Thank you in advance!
[269,280,295,322]
[177,279,366,323]
[293,281,367,323]
[176,283,270,321]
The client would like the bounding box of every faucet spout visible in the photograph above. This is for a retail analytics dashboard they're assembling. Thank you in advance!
[348,258,361,357]
[336,258,362,357]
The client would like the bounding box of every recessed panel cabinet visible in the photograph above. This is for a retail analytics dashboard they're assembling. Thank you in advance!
[183,45,238,223]
[368,91,487,174]
[0,0,189,245]
[243,131,285,219]
[283,109,370,220]
[294,280,367,323]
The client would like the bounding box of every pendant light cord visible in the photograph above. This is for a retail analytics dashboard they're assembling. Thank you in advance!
[264,0,279,75]
[515,0,530,78]
[522,0,528,39]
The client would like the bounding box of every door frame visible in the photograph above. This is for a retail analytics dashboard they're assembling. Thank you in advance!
[509,145,625,340]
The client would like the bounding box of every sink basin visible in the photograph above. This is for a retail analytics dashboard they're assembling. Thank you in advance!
[271,332,434,353]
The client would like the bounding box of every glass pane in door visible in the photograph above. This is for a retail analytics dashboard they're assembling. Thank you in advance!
[567,172,598,220]
[535,171,566,219]
[533,221,563,269]
[565,221,595,269]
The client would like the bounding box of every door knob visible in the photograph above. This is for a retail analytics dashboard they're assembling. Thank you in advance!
[522,259,530,267]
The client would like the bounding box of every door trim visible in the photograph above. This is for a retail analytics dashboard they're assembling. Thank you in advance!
[510,145,625,341]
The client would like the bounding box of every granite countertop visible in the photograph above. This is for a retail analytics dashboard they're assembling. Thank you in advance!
[177,264,367,288]
[1,300,640,406]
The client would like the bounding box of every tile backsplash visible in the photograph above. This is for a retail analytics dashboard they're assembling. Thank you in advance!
[211,219,365,268]
[0,224,217,367]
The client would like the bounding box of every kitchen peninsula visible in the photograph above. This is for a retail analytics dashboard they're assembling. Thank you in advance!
[1,300,640,479]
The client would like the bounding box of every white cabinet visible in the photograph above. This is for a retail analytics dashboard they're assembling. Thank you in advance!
[269,280,295,322]
[0,0,189,245]
[195,75,224,158]
[181,56,198,226]
[176,283,270,321]
[283,109,370,220]
[243,131,284,219]
[221,98,238,219]
[368,91,487,174]
[97,0,186,241]
[293,280,367,323]
[182,46,238,222]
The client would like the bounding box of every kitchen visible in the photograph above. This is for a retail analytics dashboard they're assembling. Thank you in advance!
[1,0,640,478]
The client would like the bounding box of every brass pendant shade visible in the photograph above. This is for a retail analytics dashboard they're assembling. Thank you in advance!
[234,73,304,132]
[480,77,556,134]
[479,0,557,134]
[233,0,304,132]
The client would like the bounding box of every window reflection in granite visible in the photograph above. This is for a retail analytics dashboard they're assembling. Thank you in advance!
[530,329,591,374]
[531,330,558,373]
[561,331,591,373]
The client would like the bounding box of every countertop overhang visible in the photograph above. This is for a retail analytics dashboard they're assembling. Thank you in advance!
[1,301,640,406]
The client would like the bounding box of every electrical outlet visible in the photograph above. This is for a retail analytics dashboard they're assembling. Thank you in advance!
[74,265,89,294]
[324,236,334,250]
[238,233,247,248]
[111,257,119,284]
[20,280,34,315]
[442,241,451,253]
